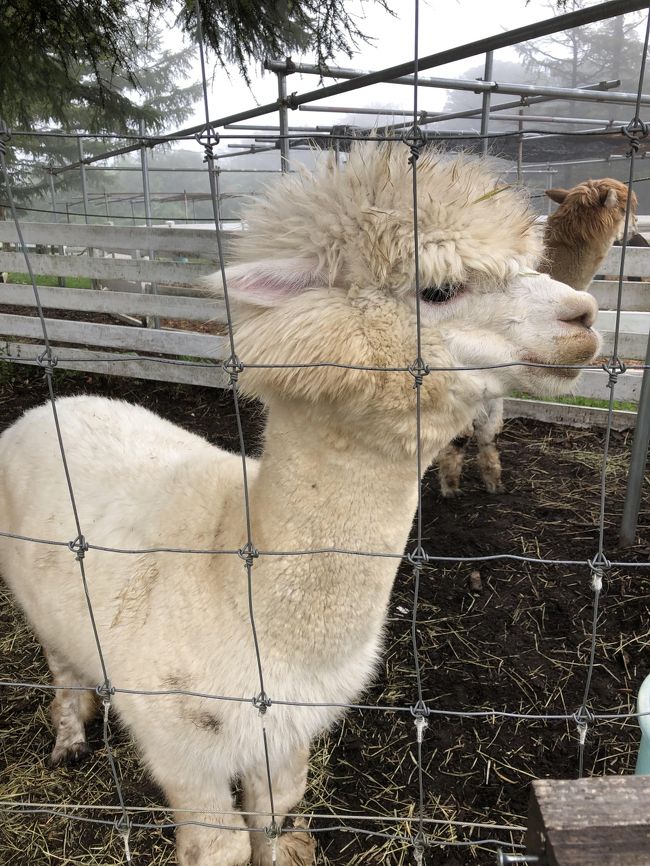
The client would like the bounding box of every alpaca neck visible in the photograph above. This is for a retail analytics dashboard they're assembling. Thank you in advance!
[236,399,422,659]
[251,399,420,558]
[543,223,614,290]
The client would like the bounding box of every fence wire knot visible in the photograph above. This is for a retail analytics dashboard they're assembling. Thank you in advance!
[407,546,427,569]
[412,703,429,743]
[408,358,430,388]
[68,535,89,561]
[195,130,220,162]
[402,125,426,165]
[588,552,611,591]
[573,706,595,745]
[253,691,272,714]
[238,541,259,567]
[115,815,132,861]
[622,117,649,153]
[223,355,245,385]
[602,357,626,388]
[96,680,115,704]
[413,832,426,866]
[36,349,58,373]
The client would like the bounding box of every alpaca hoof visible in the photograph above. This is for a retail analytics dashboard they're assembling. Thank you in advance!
[252,820,315,866]
[47,740,91,768]
[178,829,251,866]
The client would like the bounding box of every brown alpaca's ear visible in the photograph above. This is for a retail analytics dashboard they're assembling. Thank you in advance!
[545,188,568,204]
[601,187,619,209]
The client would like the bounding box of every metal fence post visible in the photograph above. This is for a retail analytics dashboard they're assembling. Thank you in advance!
[77,135,98,289]
[619,333,650,547]
[48,168,66,287]
[139,119,160,328]
[77,136,90,225]
[480,51,493,156]
[277,63,291,172]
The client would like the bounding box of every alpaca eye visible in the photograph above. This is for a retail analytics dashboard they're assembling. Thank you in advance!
[420,283,457,303]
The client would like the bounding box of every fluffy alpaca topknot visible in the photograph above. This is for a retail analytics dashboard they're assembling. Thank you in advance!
[233,143,542,292]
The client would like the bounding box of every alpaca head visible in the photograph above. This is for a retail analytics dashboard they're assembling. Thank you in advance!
[545,178,638,243]
[211,144,600,457]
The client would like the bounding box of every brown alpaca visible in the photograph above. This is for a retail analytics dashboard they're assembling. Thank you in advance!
[438,176,635,498]
[540,178,638,290]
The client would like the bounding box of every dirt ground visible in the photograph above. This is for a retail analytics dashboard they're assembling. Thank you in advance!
[0,364,648,866]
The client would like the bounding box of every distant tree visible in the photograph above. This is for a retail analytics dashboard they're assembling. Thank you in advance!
[2,25,201,206]
[1,0,393,126]
[514,1,646,121]
[440,3,646,136]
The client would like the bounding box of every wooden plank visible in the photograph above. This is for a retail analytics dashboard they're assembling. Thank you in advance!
[600,330,648,360]
[574,368,643,402]
[504,397,637,430]
[0,221,236,257]
[0,313,227,358]
[1,284,226,322]
[600,245,650,278]
[589,280,650,312]
[526,775,650,865]
[1,341,229,389]
[0,251,214,286]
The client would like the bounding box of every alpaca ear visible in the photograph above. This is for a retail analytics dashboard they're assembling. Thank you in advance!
[602,188,619,209]
[545,188,568,204]
[207,258,325,306]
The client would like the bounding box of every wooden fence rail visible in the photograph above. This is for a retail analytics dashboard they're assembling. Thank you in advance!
[1,222,649,425]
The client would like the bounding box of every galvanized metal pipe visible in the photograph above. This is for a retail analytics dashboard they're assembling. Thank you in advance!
[52,0,648,174]
[277,68,291,172]
[268,60,649,107]
[619,333,650,547]
[139,119,159,328]
[480,51,494,155]
[77,137,90,225]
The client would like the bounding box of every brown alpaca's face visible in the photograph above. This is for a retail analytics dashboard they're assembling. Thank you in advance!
[546,179,638,241]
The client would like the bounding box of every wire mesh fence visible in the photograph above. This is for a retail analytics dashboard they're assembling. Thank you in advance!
[1,2,650,865]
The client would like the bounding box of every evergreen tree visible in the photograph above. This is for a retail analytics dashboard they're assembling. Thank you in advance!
[2,25,201,204]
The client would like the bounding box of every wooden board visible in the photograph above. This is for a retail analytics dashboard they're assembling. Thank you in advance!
[0,221,235,257]
[0,251,213,286]
[527,775,650,865]
[504,398,637,430]
[2,341,228,389]
[0,313,227,358]
[600,245,650,279]
[589,280,650,312]
[2,284,226,322]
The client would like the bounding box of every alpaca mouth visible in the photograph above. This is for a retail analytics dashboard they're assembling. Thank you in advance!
[521,357,582,379]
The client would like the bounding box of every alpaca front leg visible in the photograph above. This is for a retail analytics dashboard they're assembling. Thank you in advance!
[476,440,504,493]
[438,435,469,497]
[475,398,505,494]
[45,648,97,768]
[243,746,315,866]
[161,776,251,866]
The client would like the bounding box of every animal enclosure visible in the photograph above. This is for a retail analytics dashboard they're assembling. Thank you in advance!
[1,2,650,865]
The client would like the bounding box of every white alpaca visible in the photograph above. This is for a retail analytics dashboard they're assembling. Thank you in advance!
[437,176,633,498]
[0,144,600,866]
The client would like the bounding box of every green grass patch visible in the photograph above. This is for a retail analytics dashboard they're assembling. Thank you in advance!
[513,392,637,412]
[8,272,93,289]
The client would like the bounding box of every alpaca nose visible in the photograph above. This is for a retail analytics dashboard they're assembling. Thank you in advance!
[559,291,598,329]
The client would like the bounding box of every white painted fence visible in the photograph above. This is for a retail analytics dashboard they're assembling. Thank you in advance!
[1,222,648,426]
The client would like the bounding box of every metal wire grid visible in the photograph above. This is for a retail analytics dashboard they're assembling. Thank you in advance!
[1,1,650,863]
